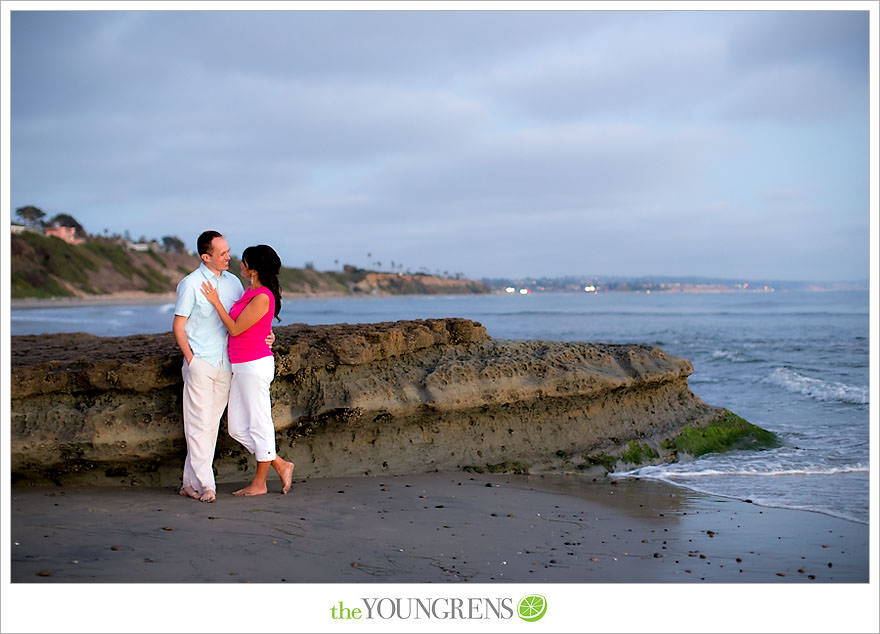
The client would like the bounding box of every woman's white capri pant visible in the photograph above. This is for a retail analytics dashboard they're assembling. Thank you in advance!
[228,356,277,462]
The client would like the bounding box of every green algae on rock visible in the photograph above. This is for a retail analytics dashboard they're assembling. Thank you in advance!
[619,440,661,465]
[578,410,778,475]
[663,410,779,458]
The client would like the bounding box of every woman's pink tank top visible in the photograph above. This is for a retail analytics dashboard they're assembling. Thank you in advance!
[228,286,275,364]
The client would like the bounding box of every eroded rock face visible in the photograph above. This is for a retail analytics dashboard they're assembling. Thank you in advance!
[10,318,722,486]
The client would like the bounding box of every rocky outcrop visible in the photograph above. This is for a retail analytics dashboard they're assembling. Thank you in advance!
[10,319,725,487]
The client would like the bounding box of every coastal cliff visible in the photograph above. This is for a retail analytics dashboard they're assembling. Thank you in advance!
[10,319,763,487]
[10,232,490,300]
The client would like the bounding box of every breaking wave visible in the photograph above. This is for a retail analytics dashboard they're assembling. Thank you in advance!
[766,367,868,404]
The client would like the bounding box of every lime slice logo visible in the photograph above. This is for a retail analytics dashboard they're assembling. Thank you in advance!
[517,594,547,622]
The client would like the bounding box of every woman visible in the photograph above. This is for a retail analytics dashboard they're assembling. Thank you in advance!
[201,244,295,496]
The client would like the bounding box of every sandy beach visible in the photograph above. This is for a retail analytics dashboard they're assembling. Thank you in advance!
[10,473,867,584]
[6,472,878,634]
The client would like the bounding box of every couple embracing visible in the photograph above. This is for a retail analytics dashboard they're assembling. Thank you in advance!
[172,230,295,503]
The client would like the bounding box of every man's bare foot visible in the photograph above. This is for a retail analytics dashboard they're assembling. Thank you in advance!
[278,460,295,494]
[232,484,267,496]
[179,486,199,499]
[199,490,216,503]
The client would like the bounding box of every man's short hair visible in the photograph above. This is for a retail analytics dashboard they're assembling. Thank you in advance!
[197,230,223,256]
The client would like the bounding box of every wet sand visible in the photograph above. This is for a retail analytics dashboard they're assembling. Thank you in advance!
[10,473,867,584]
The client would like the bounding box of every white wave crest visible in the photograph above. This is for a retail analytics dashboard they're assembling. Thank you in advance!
[621,465,869,479]
[709,349,750,362]
[616,453,869,478]
[611,470,869,524]
[766,367,868,404]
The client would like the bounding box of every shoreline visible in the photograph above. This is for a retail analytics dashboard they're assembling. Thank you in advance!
[8,290,500,309]
[9,292,179,309]
[9,286,867,310]
[11,472,867,583]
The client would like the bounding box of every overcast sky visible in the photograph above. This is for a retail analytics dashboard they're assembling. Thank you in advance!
[6,4,873,282]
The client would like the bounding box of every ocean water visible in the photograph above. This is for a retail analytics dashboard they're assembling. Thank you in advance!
[10,290,871,524]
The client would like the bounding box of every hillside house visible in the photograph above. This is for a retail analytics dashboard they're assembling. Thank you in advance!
[45,225,85,245]
[125,240,161,252]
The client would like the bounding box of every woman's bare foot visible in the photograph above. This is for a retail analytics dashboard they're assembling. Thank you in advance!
[199,490,216,503]
[277,460,295,494]
[232,484,267,496]
[179,486,199,499]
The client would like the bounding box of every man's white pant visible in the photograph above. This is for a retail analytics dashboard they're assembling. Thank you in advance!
[181,357,231,493]
[228,356,277,462]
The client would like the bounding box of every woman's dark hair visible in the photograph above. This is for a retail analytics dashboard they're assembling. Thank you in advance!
[242,244,282,321]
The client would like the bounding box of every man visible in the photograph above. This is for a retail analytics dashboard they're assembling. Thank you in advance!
[172,230,272,502]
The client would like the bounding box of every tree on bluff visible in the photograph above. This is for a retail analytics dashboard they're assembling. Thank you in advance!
[48,213,87,239]
[15,205,45,227]
[162,235,187,254]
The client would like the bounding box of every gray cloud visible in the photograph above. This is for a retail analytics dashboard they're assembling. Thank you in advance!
[728,10,869,75]
[7,7,871,281]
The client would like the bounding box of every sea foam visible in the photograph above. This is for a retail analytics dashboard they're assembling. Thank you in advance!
[766,367,868,404]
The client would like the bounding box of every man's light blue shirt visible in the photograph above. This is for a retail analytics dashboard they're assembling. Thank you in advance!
[174,263,244,370]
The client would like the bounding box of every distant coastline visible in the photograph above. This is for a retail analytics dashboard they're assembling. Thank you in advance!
[10,229,865,305]
[7,288,488,310]
[10,282,868,311]
[485,276,868,295]
[10,231,491,302]
[12,212,493,301]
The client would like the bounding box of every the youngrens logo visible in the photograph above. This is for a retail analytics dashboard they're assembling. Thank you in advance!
[329,594,547,622]
[517,594,548,622]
